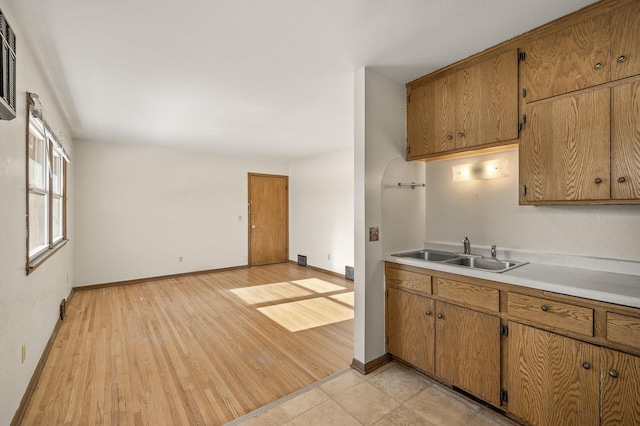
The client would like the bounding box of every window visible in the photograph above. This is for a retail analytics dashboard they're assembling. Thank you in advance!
[27,93,69,273]
[0,8,17,120]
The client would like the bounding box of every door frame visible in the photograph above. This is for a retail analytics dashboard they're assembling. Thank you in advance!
[247,173,289,267]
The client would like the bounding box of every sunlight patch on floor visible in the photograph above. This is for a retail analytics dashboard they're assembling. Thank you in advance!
[329,292,354,307]
[291,278,347,293]
[257,294,354,332]
[229,282,313,304]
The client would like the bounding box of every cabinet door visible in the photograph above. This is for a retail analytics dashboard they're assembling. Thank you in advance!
[507,322,599,426]
[406,83,432,159]
[432,74,457,154]
[435,301,500,406]
[523,88,610,201]
[610,1,640,81]
[601,348,640,425]
[386,287,435,373]
[611,81,640,199]
[456,49,519,149]
[523,13,610,102]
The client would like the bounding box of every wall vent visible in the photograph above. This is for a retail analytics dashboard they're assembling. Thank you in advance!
[345,266,354,281]
[297,255,307,267]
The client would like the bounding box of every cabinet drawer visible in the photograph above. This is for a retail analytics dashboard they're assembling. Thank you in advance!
[436,278,499,312]
[508,293,593,336]
[386,268,432,295]
[607,312,640,349]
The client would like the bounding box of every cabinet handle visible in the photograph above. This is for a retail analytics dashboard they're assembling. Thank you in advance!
[617,55,627,63]
[541,305,549,312]
[457,132,465,137]
[609,370,619,379]
[437,313,443,319]
[582,362,591,370]
[618,176,626,183]
[446,135,453,140]
[594,178,603,184]
[594,62,603,69]
[425,311,432,316]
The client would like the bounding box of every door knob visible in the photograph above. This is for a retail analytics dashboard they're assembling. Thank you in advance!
[251,225,256,229]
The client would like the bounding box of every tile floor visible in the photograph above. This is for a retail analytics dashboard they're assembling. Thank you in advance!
[227,362,515,426]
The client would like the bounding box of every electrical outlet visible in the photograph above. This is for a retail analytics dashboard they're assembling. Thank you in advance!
[179,256,183,263]
[21,344,26,364]
[328,253,331,260]
[238,215,242,221]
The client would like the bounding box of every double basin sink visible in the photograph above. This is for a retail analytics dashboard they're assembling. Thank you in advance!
[392,249,527,273]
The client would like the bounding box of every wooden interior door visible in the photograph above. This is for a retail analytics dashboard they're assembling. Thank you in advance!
[248,173,288,267]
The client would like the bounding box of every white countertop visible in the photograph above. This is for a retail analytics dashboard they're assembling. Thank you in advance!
[383,252,640,309]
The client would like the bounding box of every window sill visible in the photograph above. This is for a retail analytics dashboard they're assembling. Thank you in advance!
[26,239,69,275]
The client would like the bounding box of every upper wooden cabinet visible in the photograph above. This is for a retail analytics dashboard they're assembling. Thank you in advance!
[611,80,640,200]
[522,13,610,103]
[523,1,640,103]
[521,80,640,203]
[609,1,640,81]
[406,49,518,160]
[521,88,611,202]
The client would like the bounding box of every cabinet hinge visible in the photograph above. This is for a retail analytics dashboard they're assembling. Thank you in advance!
[522,185,527,197]
[386,289,389,298]
[500,324,509,336]
[518,52,526,62]
[385,335,389,346]
[406,146,411,155]
[407,95,410,104]
[522,88,527,98]
[500,390,509,404]
[518,114,527,132]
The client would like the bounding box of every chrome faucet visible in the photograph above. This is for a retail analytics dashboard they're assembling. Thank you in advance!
[462,237,470,254]
[491,245,497,259]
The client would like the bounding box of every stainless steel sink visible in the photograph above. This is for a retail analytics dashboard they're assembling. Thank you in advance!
[391,249,527,273]
[444,256,527,273]
[392,249,459,262]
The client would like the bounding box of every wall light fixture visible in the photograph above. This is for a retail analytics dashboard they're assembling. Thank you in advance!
[452,158,510,182]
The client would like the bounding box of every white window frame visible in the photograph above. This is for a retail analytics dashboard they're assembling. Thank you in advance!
[26,94,69,274]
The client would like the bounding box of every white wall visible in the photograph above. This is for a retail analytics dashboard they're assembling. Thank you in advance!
[289,149,354,274]
[0,1,74,423]
[73,140,288,286]
[354,68,407,364]
[425,149,640,261]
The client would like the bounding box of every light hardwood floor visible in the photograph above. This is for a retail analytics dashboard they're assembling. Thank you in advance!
[20,264,354,425]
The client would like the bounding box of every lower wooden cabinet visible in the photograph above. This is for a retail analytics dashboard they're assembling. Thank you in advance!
[386,287,435,373]
[435,301,501,406]
[601,348,640,426]
[508,322,640,426]
[385,262,640,426]
[507,322,600,426]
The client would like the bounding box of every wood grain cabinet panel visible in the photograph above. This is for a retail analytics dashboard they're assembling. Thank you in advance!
[523,13,610,102]
[601,348,640,426]
[435,301,501,406]
[406,83,433,159]
[386,267,432,295]
[522,88,611,202]
[611,80,640,200]
[610,1,640,81]
[456,49,519,149]
[507,322,600,426]
[405,49,518,159]
[607,312,640,349]
[386,287,435,373]
[436,278,499,312]
[508,293,594,336]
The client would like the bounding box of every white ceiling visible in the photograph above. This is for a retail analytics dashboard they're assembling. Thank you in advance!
[9,0,598,161]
